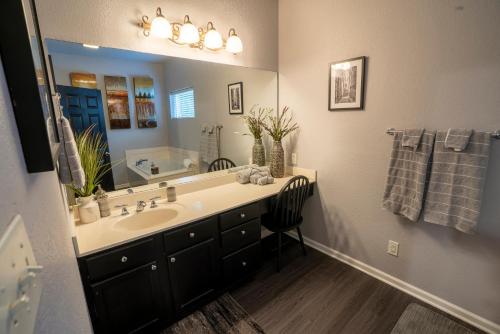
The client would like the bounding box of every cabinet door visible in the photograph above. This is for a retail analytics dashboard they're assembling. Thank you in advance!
[91,261,164,334]
[167,238,218,314]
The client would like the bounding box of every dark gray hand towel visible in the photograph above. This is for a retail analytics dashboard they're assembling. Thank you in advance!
[444,128,473,151]
[383,130,436,221]
[401,128,425,151]
[423,131,491,233]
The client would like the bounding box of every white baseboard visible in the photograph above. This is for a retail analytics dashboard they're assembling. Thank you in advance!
[286,232,500,334]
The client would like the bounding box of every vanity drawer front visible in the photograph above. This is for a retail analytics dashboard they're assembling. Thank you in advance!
[219,202,261,231]
[221,219,260,255]
[164,217,217,254]
[85,238,156,281]
[222,242,260,284]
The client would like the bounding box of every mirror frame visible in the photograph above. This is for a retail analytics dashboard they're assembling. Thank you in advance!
[0,0,59,173]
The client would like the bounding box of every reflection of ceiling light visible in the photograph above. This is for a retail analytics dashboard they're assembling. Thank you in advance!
[151,7,172,39]
[226,29,243,54]
[83,44,99,49]
[139,9,243,54]
[179,15,200,44]
[204,22,223,49]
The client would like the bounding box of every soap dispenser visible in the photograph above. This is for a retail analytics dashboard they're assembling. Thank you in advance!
[95,185,111,217]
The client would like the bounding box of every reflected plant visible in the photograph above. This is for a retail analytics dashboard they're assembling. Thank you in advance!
[241,106,270,140]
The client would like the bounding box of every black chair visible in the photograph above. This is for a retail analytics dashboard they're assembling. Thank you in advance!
[261,175,310,272]
[208,158,236,172]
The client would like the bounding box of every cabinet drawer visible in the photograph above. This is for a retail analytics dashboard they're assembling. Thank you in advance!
[219,202,262,231]
[221,219,260,255]
[222,242,260,284]
[85,238,156,281]
[164,217,217,254]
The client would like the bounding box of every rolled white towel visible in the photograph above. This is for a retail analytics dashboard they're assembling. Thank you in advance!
[183,158,193,168]
[250,171,269,184]
[236,168,253,184]
[257,176,274,185]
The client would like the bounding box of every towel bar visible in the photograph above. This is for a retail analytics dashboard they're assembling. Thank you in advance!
[386,128,500,139]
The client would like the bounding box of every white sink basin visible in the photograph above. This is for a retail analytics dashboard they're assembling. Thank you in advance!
[114,208,179,231]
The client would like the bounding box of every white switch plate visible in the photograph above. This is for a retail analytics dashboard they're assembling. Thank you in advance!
[0,215,42,334]
[291,153,297,165]
[387,240,399,257]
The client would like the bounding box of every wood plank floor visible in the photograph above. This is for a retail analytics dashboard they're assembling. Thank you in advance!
[230,236,482,334]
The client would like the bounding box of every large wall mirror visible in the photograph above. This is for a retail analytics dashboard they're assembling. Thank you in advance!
[46,39,277,193]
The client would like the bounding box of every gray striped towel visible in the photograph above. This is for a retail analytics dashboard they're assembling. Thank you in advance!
[402,128,424,151]
[444,128,472,151]
[423,131,491,233]
[57,116,86,189]
[383,130,436,221]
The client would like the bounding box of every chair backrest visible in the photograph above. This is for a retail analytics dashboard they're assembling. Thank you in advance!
[208,158,236,172]
[272,175,310,230]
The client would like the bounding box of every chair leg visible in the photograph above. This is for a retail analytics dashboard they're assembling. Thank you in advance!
[277,232,282,272]
[297,227,307,256]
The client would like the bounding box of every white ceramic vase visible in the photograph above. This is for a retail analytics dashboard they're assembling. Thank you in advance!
[78,195,100,224]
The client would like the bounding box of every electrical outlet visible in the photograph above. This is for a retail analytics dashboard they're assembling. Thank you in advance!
[291,153,297,165]
[387,240,399,257]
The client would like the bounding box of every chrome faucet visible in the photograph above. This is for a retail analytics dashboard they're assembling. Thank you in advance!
[136,159,148,166]
[136,200,147,213]
[150,196,161,208]
[115,204,129,216]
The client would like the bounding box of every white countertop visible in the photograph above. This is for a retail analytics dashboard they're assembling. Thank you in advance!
[74,169,316,257]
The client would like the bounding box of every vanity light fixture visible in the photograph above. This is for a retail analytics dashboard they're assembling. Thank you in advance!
[178,15,200,44]
[203,22,223,50]
[150,7,172,39]
[225,28,243,54]
[139,7,243,54]
[82,44,99,49]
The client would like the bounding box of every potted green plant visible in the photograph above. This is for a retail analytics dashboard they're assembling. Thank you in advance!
[68,125,113,223]
[242,106,269,166]
[262,106,298,178]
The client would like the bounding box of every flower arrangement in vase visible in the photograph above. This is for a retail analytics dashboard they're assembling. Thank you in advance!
[262,106,298,178]
[242,106,270,166]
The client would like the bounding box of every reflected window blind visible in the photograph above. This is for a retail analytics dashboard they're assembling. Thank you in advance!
[169,88,195,119]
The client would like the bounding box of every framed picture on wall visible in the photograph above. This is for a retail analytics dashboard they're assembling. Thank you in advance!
[70,72,97,89]
[228,82,244,114]
[329,56,366,111]
[133,77,157,128]
[104,76,131,129]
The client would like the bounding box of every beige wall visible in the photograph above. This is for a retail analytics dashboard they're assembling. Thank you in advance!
[279,0,500,324]
[36,0,278,71]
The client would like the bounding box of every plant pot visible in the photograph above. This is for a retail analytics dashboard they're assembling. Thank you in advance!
[252,138,266,166]
[77,195,100,224]
[270,141,285,178]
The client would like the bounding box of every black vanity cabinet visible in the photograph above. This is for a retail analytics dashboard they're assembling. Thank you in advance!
[77,201,266,334]
[78,237,171,333]
[91,261,164,333]
[164,218,219,316]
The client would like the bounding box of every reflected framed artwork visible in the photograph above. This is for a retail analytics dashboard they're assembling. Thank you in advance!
[329,56,366,111]
[70,72,97,88]
[228,82,243,114]
[104,76,131,129]
[134,77,157,128]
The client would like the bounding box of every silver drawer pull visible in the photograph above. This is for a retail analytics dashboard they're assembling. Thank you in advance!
[241,261,247,267]
[189,232,195,238]
[151,264,157,271]
[240,213,246,219]
[241,230,246,236]
[121,256,128,263]
[170,257,176,263]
